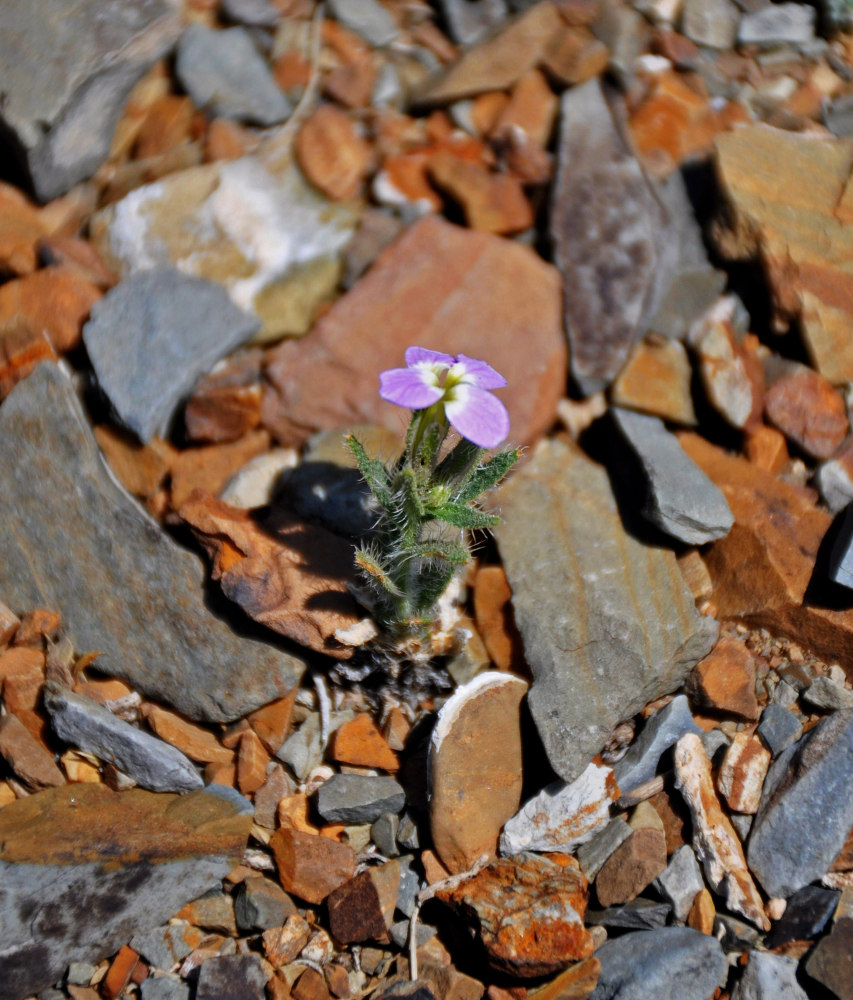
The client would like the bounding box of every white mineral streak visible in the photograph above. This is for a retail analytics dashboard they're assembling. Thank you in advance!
[717,732,771,814]
[674,733,770,930]
[499,761,618,855]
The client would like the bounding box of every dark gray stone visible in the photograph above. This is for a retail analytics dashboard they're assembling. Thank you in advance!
[617,411,734,542]
[615,695,703,793]
[221,0,279,28]
[83,268,260,443]
[371,813,400,857]
[590,927,727,1000]
[586,899,671,931]
[805,916,853,999]
[0,363,304,723]
[397,811,420,851]
[437,0,509,45]
[551,80,667,394]
[756,703,803,757]
[803,675,853,710]
[764,885,840,949]
[654,845,704,922]
[831,505,853,590]
[176,24,291,126]
[731,952,808,1000]
[195,954,267,1000]
[0,0,180,201]
[327,0,399,46]
[140,978,191,1000]
[233,877,297,932]
[276,464,375,538]
[314,774,406,825]
[748,708,853,898]
[577,817,632,881]
[818,0,853,29]
[681,0,741,48]
[45,686,202,793]
[701,728,731,763]
[396,855,420,918]
[390,919,436,950]
[493,438,718,783]
[738,2,815,45]
[715,914,761,953]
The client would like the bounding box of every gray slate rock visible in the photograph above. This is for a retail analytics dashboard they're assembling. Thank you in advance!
[176,24,291,126]
[805,916,853,999]
[615,695,703,793]
[195,954,267,1000]
[327,0,399,46]
[396,855,421,918]
[590,927,727,1000]
[748,708,853,898]
[371,813,400,857]
[0,363,303,723]
[577,817,632,881]
[756,703,802,757]
[0,0,180,201]
[45,686,202,793]
[221,0,279,28]
[234,877,297,932]
[315,774,406,824]
[140,979,191,1000]
[831,504,853,589]
[738,2,816,45]
[437,0,509,45]
[681,0,741,48]
[654,845,704,922]
[83,268,260,443]
[803,674,853,710]
[612,409,734,545]
[731,952,808,1000]
[493,438,718,783]
[824,92,853,138]
[131,924,197,971]
[764,885,840,949]
[586,898,671,931]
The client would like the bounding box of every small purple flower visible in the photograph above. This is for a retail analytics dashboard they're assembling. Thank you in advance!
[379,346,510,449]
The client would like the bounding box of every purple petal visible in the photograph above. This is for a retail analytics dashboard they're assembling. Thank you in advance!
[455,354,507,389]
[405,346,455,369]
[379,366,444,409]
[444,384,510,449]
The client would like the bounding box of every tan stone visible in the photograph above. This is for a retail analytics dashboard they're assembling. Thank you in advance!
[525,957,601,1000]
[427,151,533,235]
[594,802,667,906]
[0,645,44,683]
[170,430,270,510]
[330,715,399,772]
[717,732,770,815]
[744,424,789,473]
[296,104,372,202]
[293,968,332,1000]
[2,666,46,742]
[144,704,233,764]
[206,118,257,161]
[94,425,174,499]
[0,268,101,353]
[237,729,271,795]
[541,25,609,86]
[248,689,298,755]
[270,826,356,903]
[472,565,526,673]
[134,95,196,159]
[61,750,102,784]
[429,673,527,874]
[0,182,46,275]
[37,236,116,289]
[688,634,759,720]
[0,712,65,790]
[0,600,21,648]
[764,366,849,459]
[493,70,558,147]
[687,887,716,935]
[264,914,312,968]
[323,58,377,110]
[610,336,697,426]
[676,550,713,604]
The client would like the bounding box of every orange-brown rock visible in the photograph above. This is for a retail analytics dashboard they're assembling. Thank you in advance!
[143,704,233,764]
[327,861,400,944]
[237,730,271,795]
[296,104,373,201]
[525,956,601,1000]
[676,550,713,604]
[206,118,256,161]
[492,70,558,147]
[0,600,20,647]
[262,216,566,450]
[263,914,312,968]
[37,236,117,290]
[436,853,593,978]
[610,336,697,426]
[73,675,135,706]
[293,968,332,1000]
[688,634,759,720]
[594,801,667,906]
[427,151,533,234]
[102,945,140,1000]
[2,666,46,743]
[472,565,526,673]
[94,425,174,500]
[324,58,377,110]
[0,319,57,400]
[270,826,356,904]
[170,430,270,510]
[0,268,102,352]
[180,493,361,659]
[61,750,101,784]
[0,182,46,275]
[540,25,609,86]
[744,424,788,473]
[717,732,770,815]
[324,963,351,999]
[134,95,196,159]
[14,608,61,647]
[330,715,399,772]
[647,787,690,856]
[248,689,298,755]
[764,366,849,459]
[687,887,716,934]
[0,646,44,683]
[183,348,264,444]
[0,712,65,790]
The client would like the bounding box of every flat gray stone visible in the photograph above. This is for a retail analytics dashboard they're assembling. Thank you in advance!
[130,924,197,971]
[0,783,251,1000]
[731,952,808,1000]
[681,0,741,48]
[371,813,400,857]
[615,695,702,793]
[45,686,202,793]
[756,704,802,757]
[195,954,267,1000]
[140,979,191,1000]
[314,774,406,825]
[0,363,304,723]
[612,409,734,545]
[748,708,853,898]
[176,24,291,126]
[493,438,718,783]
[437,0,509,45]
[221,0,279,27]
[831,503,853,589]
[589,927,727,1000]
[327,0,399,46]
[83,268,260,442]
[234,877,297,932]
[0,0,180,201]
[738,2,815,45]
[577,817,632,880]
[824,92,853,138]
[803,674,853,710]
[764,885,840,949]
[654,845,704,922]
[551,80,668,394]
[586,899,671,931]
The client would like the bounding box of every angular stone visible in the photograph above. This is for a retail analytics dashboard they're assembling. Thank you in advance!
[804,674,853,710]
[731,952,808,1000]
[436,853,593,978]
[327,0,398,47]
[296,104,372,202]
[525,957,601,1000]
[234,877,297,932]
[717,732,770,815]
[427,151,533,235]
[177,893,237,936]
[141,979,191,1000]
[0,183,46,275]
[493,437,718,783]
[687,888,715,935]
[738,3,816,46]
[438,0,509,46]
[269,826,356,904]
[176,25,290,127]
[551,80,669,394]
[586,898,671,932]
[83,268,259,443]
[577,817,632,881]
[765,885,840,949]
[756,703,802,757]
[612,408,734,544]
[196,954,267,1000]
[130,922,202,973]
[170,431,270,510]
[595,802,667,907]
[0,783,251,998]
[331,715,398,772]
[143,705,234,766]
[714,126,853,386]
[472,565,525,673]
[0,712,65,791]
[615,695,701,794]
[327,861,400,944]
[748,708,853,899]
[262,216,566,450]
[805,916,853,998]
[263,914,312,968]
[688,634,759,720]
[610,338,697,426]
[764,365,849,460]
[0,364,303,722]
[94,425,173,500]
[46,686,203,793]
[654,845,704,923]
[589,928,726,1000]
[540,24,610,87]
[0,268,102,353]
[681,0,740,48]
[0,0,180,200]
[429,672,527,874]
[674,734,769,929]
[315,774,406,825]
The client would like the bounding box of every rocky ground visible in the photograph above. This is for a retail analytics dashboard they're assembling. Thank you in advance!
[1,0,853,998]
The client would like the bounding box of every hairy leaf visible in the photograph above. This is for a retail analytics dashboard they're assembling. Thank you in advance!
[346,435,392,508]
[431,502,500,530]
[455,448,520,503]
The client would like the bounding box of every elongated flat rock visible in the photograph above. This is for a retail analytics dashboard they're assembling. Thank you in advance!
[0,364,304,722]
[0,783,252,1000]
[493,438,718,783]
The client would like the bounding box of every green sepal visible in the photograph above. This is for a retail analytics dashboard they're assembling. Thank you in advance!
[455,448,520,503]
[430,502,500,530]
[346,435,392,508]
[434,438,484,489]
